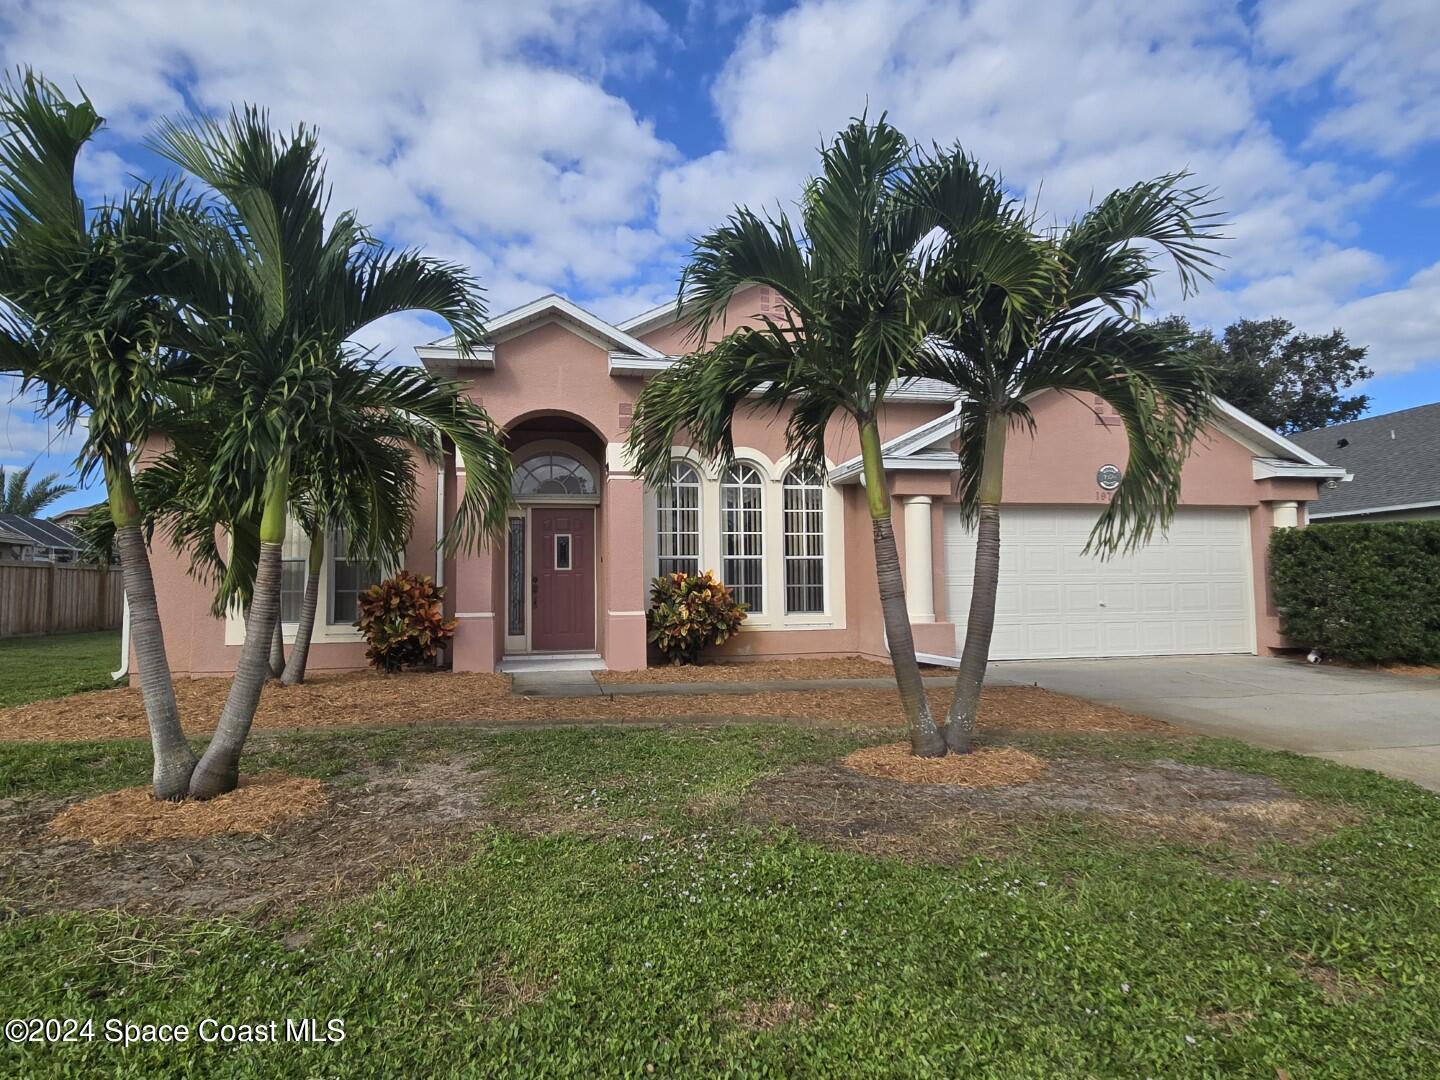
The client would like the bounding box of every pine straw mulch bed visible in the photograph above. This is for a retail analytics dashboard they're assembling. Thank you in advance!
[738,748,1355,865]
[595,656,951,684]
[0,671,1168,743]
[48,774,327,844]
[1,760,498,919]
[842,743,1048,787]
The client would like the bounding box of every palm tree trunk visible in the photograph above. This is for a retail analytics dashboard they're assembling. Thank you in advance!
[281,531,323,686]
[947,412,1007,753]
[860,418,945,757]
[107,462,196,800]
[268,618,285,679]
[190,455,290,799]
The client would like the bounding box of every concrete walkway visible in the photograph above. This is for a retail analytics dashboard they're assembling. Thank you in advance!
[987,655,1440,792]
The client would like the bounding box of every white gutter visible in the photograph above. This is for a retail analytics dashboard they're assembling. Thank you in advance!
[111,592,130,681]
[1309,498,1440,520]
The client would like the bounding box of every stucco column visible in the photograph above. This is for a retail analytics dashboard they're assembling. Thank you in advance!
[602,463,648,670]
[450,542,497,673]
[902,496,936,623]
[1271,501,1300,529]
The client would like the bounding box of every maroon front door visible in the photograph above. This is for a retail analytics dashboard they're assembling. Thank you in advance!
[531,507,595,651]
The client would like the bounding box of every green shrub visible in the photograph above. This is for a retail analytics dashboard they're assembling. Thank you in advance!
[355,570,457,673]
[1270,521,1440,663]
[646,570,747,665]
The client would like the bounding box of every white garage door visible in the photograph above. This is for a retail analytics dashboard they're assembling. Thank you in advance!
[943,507,1255,660]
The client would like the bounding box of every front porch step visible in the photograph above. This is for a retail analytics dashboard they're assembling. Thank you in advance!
[498,653,605,674]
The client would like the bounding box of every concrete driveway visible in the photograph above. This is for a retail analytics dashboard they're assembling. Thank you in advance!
[987,654,1440,792]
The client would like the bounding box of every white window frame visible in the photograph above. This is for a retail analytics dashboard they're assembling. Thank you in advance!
[720,461,765,613]
[782,465,827,615]
[224,521,392,647]
[656,460,702,577]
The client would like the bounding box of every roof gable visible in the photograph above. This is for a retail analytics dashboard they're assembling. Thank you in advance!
[416,294,665,368]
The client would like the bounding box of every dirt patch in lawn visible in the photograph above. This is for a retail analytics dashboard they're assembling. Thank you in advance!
[842,743,1048,787]
[726,996,817,1031]
[48,774,327,845]
[0,672,1168,743]
[0,759,498,918]
[596,656,949,684]
[741,754,1347,862]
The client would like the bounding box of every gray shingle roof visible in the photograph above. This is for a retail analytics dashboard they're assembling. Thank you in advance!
[0,513,85,550]
[1290,402,1440,517]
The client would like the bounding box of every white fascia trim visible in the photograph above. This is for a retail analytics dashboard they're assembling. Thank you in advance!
[1252,457,1350,481]
[608,354,675,375]
[415,344,493,368]
[606,355,960,403]
[422,294,666,362]
[1309,498,1440,520]
[829,403,966,484]
[616,298,682,335]
[1212,398,1337,468]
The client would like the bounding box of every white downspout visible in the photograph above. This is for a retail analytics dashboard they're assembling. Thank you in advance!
[435,465,446,588]
[111,592,130,681]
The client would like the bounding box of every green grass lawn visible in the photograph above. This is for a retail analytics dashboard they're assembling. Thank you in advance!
[0,630,121,707]
[3,724,1439,1077]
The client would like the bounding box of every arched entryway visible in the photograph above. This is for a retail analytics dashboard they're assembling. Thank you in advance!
[502,416,606,659]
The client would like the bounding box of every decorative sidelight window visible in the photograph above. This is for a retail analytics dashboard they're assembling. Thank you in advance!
[720,462,764,612]
[783,466,826,613]
[507,517,525,636]
[656,461,701,577]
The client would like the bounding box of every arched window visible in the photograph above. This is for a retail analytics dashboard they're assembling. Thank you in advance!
[783,466,825,613]
[720,462,764,612]
[511,453,596,498]
[656,461,701,577]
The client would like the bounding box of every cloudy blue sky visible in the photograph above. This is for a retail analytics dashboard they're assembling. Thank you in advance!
[2,0,1438,514]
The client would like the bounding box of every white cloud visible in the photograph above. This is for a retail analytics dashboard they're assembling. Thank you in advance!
[1256,0,1440,156]
[654,0,1440,376]
[0,0,677,318]
[2,0,1437,391]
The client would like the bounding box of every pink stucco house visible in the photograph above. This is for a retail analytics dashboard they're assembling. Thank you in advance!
[143,284,1347,677]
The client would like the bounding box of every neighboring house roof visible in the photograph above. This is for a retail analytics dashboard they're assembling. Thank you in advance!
[0,513,85,552]
[1290,402,1440,519]
[0,524,33,548]
[49,503,104,527]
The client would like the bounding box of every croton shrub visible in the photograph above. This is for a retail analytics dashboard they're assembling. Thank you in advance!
[354,570,457,673]
[1270,521,1440,664]
[646,570,747,665]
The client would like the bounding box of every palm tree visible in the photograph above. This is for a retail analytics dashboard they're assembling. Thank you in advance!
[1,462,75,514]
[907,151,1224,753]
[0,71,203,799]
[150,107,510,798]
[627,117,961,755]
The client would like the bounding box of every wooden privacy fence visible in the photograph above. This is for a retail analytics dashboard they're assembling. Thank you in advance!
[0,560,124,638]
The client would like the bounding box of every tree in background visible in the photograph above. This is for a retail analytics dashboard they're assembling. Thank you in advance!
[1,462,75,515]
[1157,315,1372,434]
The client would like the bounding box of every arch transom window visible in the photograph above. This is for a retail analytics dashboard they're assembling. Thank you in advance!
[657,461,701,577]
[720,462,765,612]
[783,466,826,614]
[512,453,597,498]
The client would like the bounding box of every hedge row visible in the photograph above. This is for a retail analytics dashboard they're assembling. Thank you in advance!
[1270,520,1440,664]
